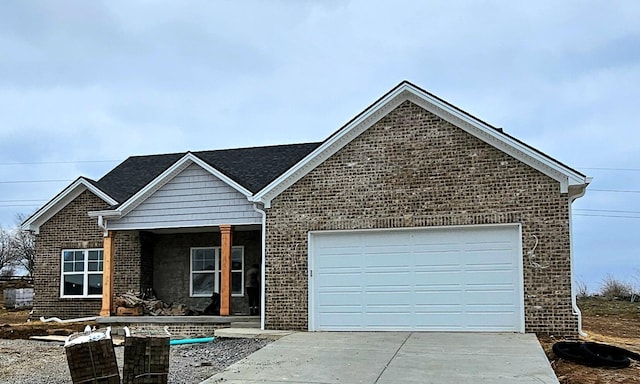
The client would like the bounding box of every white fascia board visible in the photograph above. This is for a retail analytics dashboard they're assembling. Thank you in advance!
[252,82,589,206]
[252,85,408,206]
[114,153,253,218]
[401,86,589,189]
[21,178,117,233]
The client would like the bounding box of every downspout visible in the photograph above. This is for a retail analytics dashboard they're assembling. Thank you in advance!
[97,215,108,237]
[569,181,590,337]
[253,203,267,331]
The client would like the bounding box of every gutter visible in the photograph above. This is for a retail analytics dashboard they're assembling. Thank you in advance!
[252,203,267,331]
[569,179,591,337]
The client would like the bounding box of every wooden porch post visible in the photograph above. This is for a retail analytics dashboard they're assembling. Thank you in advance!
[100,231,116,317]
[220,225,233,316]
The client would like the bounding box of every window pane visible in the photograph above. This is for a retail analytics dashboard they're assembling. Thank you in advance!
[192,249,216,271]
[88,262,99,271]
[232,248,243,271]
[192,272,215,295]
[63,251,75,262]
[88,274,102,295]
[73,251,84,261]
[63,262,73,272]
[74,262,84,272]
[88,250,103,261]
[232,271,242,294]
[64,274,83,296]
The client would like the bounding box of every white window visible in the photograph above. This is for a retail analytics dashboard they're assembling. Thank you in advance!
[190,246,244,297]
[61,249,104,298]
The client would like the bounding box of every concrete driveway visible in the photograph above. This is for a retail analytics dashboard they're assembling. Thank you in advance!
[202,332,559,384]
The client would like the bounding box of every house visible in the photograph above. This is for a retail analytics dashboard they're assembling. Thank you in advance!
[22,81,590,335]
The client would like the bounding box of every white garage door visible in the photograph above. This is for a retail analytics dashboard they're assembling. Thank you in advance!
[309,225,523,332]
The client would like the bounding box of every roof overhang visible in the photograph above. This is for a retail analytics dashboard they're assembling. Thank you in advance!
[21,177,118,234]
[251,81,591,207]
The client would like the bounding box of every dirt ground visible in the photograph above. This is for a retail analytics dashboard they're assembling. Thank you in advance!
[538,297,640,384]
[0,309,90,339]
[2,298,640,383]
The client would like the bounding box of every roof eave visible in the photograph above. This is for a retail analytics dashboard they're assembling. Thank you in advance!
[21,177,118,234]
[252,81,592,206]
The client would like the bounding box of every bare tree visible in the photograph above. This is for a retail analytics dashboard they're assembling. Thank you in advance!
[11,214,36,277]
[0,227,20,274]
[575,278,589,298]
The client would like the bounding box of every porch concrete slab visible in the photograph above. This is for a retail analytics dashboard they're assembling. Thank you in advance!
[214,327,295,339]
[201,332,558,384]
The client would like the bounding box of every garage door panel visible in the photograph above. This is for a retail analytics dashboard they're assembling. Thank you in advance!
[364,273,412,286]
[317,291,361,306]
[365,291,413,305]
[311,226,523,332]
[415,291,464,305]
[415,270,464,283]
[463,270,515,284]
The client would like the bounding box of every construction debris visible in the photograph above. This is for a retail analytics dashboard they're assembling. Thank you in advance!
[114,291,193,316]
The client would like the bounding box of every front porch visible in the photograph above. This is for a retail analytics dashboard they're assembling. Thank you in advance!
[100,224,262,321]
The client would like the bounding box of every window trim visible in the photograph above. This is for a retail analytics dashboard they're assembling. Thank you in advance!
[60,248,104,299]
[189,246,244,298]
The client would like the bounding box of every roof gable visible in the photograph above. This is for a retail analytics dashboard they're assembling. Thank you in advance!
[251,81,591,207]
[21,177,117,233]
[90,153,254,219]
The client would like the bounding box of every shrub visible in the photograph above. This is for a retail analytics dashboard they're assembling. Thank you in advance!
[599,274,633,300]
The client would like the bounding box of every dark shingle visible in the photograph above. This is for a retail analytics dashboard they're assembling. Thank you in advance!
[95,143,321,204]
[96,152,185,203]
[194,142,321,193]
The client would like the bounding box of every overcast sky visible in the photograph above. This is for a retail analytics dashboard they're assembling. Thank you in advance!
[1,1,638,291]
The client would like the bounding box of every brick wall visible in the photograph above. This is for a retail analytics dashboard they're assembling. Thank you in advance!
[34,190,144,318]
[265,100,577,335]
[34,190,108,318]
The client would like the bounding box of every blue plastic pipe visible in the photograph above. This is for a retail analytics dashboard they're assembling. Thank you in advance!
[169,337,215,345]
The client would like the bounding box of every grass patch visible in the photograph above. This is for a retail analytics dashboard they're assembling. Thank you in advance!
[578,296,640,318]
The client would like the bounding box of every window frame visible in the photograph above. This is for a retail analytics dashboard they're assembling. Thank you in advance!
[189,246,244,298]
[60,248,104,298]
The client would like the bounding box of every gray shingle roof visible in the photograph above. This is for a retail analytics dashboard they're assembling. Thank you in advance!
[95,142,321,204]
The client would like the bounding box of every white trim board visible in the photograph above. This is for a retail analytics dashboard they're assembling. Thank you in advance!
[22,178,117,234]
[253,81,590,207]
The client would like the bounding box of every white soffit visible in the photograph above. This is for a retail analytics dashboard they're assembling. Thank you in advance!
[253,82,589,206]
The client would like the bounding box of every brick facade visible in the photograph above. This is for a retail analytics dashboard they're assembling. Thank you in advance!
[34,190,145,318]
[34,196,260,318]
[265,101,577,335]
[34,191,108,318]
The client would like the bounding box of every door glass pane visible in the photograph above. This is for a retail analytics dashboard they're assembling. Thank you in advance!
[88,274,103,295]
[64,274,84,296]
[192,272,215,295]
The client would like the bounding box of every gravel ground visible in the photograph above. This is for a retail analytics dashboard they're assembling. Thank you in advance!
[0,337,271,384]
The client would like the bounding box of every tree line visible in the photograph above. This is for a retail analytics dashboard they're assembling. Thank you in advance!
[0,215,35,277]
